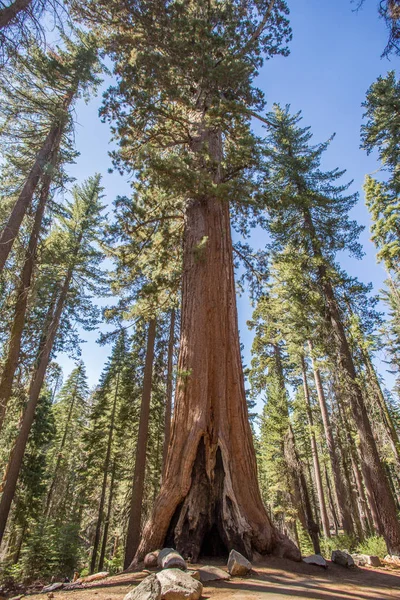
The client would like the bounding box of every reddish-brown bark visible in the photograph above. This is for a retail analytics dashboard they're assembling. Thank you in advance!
[128,129,300,567]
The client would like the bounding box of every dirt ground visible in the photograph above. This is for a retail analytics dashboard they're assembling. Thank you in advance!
[25,557,400,600]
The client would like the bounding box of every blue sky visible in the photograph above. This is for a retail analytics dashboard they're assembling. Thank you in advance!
[58,0,396,396]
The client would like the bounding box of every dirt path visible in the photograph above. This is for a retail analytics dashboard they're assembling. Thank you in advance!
[25,557,400,600]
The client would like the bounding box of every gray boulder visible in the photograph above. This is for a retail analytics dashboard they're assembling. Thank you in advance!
[158,548,187,571]
[198,566,230,582]
[303,554,327,569]
[145,551,161,570]
[352,554,381,567]
[156,568,203,600]
[331,550,355,568]
[227,549,252,576]
[123,574,161,600]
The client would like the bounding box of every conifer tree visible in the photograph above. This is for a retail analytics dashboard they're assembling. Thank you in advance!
[0,32,101,272]
[79,0,300,564]
[0,174,105,544]
[259,104,400,553]
[45,361,89,517]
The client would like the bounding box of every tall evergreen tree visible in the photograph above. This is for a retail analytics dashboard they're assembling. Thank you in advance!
[78,0,300,564]
[0,174,105,544]
[259,105,400,553]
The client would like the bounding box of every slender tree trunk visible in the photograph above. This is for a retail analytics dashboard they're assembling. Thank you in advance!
[362,348,400,467]
[162,308,175,478]
[0,267,73,544]
[130,128,300,567]
[324,467,339,536]
[285,425,321,554]
[98,458,117,572]
[124,319,156,569]
[308,340,354,535]
[336,390,376,536]
[304,208,400,553]
[0,0,31,29]
[0,172,53,432]
[300,356,330,538]
[45,381,78,516]
[90,372,119,574]
[0,98,68,273]
[273,344,320,554]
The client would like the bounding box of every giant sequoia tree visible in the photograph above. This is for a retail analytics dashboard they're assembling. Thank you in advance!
[82,0,300,563]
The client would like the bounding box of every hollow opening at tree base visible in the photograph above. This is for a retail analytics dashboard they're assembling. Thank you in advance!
[162,438,251,561]
[199,523,229,559]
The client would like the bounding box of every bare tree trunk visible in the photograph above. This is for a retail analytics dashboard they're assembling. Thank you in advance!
[124,319,156,569]
[0,267,73,544]
[336,391,376,536]
[0,171,53,432]
[285,425,321,554]
[98,458,117,572]
[273,344,320,554]
[324,467,339,536]
[303,208,400,553]
[0,0,31,29]
[90,372,119,574]
[308,340,354,535]
[130,129,300,567]
[162,309,175,478]
[300,356,330,539]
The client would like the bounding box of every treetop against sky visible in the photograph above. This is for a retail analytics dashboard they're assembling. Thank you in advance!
[58,0,393,393]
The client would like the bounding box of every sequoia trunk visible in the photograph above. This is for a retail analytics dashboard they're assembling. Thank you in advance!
[130,130,300,566]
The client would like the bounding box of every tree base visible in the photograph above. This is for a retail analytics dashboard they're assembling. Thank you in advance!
[130,437,301,568]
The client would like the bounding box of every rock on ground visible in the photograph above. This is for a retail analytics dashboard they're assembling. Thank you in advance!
[331,550,355,568]
[124,574,161,600]
[156,568,203,600]
[145,551,160,570]
[303,554,327,568]
[158,548,187,571]
[197,566,230,582]
[352,554,381,567]
[227,549,252,576]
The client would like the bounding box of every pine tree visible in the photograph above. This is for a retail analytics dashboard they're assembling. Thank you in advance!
[259,105,400,553]
[0,174,105,544]
[0,32,101,273]
[45,361,89,517]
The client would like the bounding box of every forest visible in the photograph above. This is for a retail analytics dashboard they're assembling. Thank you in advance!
[0,0,399,596]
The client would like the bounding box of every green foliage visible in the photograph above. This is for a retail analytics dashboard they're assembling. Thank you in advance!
[320,534,357,556]
[356,535,388,558]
